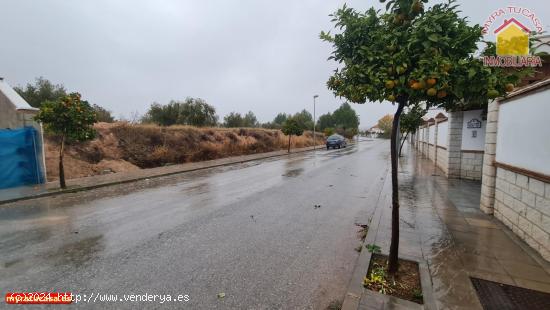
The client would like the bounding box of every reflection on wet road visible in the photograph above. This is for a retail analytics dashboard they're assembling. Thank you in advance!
[0,140,389,309]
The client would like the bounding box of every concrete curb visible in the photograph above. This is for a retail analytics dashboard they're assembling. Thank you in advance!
[341,169,436,310]
[341,169,388,310]
[0,145,326,205]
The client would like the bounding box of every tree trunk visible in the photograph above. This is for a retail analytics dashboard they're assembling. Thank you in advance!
[399,131,409,157]
[388,100,405,274]
[288,135,291,153]
[59,135,66,189]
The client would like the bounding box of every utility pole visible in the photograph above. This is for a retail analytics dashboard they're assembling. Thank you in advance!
[313,95,319,150]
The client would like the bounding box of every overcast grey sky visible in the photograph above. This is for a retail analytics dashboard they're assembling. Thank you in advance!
[1,1,548,128]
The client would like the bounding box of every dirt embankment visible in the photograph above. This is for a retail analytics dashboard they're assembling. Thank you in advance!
[44,122,324,181]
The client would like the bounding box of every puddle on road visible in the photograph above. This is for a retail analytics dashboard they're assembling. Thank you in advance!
[179,182,210,195]
[47,235,104,267]
[282,168,304,178]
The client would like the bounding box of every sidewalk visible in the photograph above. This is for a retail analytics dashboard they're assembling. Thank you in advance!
[0,145,323,205]
[344,145,550,309]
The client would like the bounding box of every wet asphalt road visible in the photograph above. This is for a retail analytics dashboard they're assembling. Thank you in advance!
[0,139,390,309]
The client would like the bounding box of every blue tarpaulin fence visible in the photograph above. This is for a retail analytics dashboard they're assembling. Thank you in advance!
[0,127,45,189]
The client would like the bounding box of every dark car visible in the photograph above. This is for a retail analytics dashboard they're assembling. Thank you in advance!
[326,134,347,150]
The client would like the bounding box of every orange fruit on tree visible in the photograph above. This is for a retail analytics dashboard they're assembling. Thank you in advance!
[387,94,396,102]
[411,82,423,90]
[505,83,515,92]
[437,90,447,99]
[385,80,396,89]
[488,89,500,99]
[426,78,437,86]
[427,88,437,96]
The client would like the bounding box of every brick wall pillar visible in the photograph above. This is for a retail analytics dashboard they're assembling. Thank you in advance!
[480,101,499,214]
[447,111,463,178]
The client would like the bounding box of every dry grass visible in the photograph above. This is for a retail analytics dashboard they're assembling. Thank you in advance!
[44,122,324,181]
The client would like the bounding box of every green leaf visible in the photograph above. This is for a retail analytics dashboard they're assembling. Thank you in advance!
[428,34,439,42]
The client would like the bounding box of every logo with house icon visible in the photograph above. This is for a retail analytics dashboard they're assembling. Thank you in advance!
[494,18,530,56]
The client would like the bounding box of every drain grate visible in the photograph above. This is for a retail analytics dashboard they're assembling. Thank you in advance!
[471,277,550,310]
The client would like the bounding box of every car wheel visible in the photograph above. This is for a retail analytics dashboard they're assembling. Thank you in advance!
[338,145,341,149]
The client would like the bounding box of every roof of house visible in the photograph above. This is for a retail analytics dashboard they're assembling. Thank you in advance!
[534,34,550,54]
[422,108,448,121]
[434,112,448,121]
[494,18,530,34]
[0,78,37,111]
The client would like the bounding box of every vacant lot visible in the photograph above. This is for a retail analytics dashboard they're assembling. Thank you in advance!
[44,122,324,181]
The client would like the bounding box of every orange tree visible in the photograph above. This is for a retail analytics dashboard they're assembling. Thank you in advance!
[321,0,528,273]
[35,93,96,189]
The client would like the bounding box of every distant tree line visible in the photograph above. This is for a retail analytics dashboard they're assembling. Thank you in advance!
[316,103,359,138]
[223,111,259,128]
[141,98,218,127]
[15,77,115,123]
[16,78,359,134]
[259,110,313,130]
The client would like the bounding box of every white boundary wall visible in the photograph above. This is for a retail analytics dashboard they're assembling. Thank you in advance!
[437,120,448,147]
[496,90,550,175]
[480,81,550,261]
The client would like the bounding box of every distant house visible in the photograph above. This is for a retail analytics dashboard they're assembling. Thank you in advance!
[0,77,46,189]
[367,125,383,137]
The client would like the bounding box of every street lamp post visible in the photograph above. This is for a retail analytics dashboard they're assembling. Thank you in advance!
[313,95,319,150]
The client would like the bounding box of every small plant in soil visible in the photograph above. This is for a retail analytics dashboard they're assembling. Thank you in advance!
[412,289,423,301]
[365,244,381,254]
[363,262,393,295]
[363,254,423,304]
